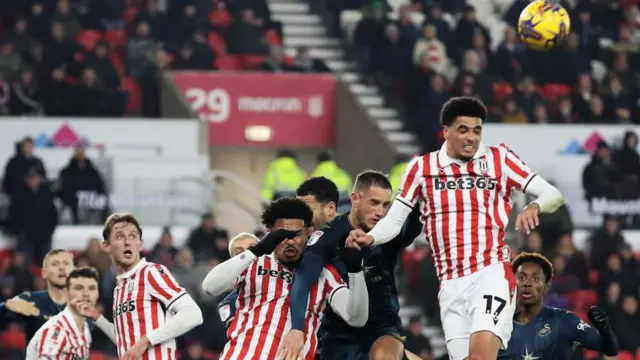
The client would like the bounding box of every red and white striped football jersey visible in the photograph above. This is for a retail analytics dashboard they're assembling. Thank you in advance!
[112,258,186,360]
[26,307,92,360]
[397,143,534,281]
[221,254,346,360]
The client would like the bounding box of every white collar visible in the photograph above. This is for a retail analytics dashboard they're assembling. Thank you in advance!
[437,141,488,168]
[116,258,147,280]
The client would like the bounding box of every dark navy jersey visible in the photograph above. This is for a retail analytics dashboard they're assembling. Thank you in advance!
[0,290,66,342]
[499,306,604,360]
[309,207,421,343]
[218,289,238,330]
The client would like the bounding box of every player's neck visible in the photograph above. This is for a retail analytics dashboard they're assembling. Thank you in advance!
[516,303,543,324]
[67,305,86,331]
[116,257,141,275]
[48,284,68,305]
[348,212,361,231]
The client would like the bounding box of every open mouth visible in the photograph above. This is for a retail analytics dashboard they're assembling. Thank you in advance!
[123,249,133,258]
[284,246,298,257]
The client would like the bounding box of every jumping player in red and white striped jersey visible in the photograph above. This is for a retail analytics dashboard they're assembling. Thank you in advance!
[347,97,565,360]
[202,197,369,360]
[26,267,101,359]
[102,212,203,360]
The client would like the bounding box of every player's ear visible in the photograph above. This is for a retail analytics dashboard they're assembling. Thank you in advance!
[101,240,110,253]
[327,201,337,216]
[350,192,358,204]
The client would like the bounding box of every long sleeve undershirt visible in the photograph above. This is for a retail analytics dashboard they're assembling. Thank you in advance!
[369,175,564,246]
[145,294,203,346]
[201,250,257,296]
[328,272,368,327]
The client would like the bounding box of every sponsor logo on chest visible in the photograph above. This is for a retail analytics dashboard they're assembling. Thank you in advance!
[257,265,294,283]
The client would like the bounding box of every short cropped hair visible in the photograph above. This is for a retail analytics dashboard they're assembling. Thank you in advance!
[261,197,313,229]
[66,267,100,288]
[43,249,72,268]
[512,251,554,284]
[102,212,143,243]
[296,177,339,205]
[353,170,391,193]
[228,232,259,256]
[440,96,487,127]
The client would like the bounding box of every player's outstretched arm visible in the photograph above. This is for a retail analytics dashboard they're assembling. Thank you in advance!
[145,294,203,347]
[565,307,619,356]
[202,250,257,296]
[202,229,300,295]
[328,247,368,327]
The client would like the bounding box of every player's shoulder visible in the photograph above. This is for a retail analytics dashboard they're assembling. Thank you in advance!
[145,261,171,275]
[307,213,350,247]
[19,290,47,300]
[543,306,577,320]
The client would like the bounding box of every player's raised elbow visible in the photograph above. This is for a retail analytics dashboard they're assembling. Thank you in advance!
[346,313,368,328]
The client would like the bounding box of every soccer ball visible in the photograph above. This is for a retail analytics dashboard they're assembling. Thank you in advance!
[517,0,571,51]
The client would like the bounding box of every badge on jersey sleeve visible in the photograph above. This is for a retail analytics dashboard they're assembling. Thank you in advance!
[307,231,324,246]
[218,304,231,322]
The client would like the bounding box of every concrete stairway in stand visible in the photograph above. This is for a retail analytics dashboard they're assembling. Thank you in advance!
[268,0,421,155]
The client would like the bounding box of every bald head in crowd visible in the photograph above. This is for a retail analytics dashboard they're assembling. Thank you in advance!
[228,233,259,256]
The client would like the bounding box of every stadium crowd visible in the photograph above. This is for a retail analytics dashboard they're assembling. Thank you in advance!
[0,0,639,358]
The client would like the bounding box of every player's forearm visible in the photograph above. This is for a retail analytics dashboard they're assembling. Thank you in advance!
[202,250,256,296]
[525,176,564,213]
[95,315,117,344]
[368,200,413,246]
[329,272,368,327]
[145,295,203,346]
[289,252,324,331]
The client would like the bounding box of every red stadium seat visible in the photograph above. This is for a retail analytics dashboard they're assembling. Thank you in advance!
[208,32,226,55]
[567,289,598,312]
[122,7,139,24]
[542,83,571,102]
[216,55,241,70]
[265,29,282,46]
[121,77,141,114]
[618,351,634,360]
[588,269,599,286]
[241,55,266,69]
[492,82,514,103]
[77,30,104,51]
[584,350,599,360]
[105,29,127,53]
[210,9,232,27]
[110,54,125,76]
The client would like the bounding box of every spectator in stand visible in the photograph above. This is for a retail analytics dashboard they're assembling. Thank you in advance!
[613,296,640,353]
[172,248,202,302]
[553,96,576,123]
[603,75,631,122]
[82,237,111,274]
[495,27,525,85]
[186,212,229,262]
[553,233,589,287]
[582,140,620,203]
[402,316,433,360]
[2,137,46,199]
[50,0,81,41]
[148,226,178,269]
[599,253,638,298]
[555,32,591,86]
[43,21,81,76]
[457,49,492,103]
[132,0,167,42]
[353,5,388,84]
[6,169,58,265]
[454,4,491,51]
[373,24,407,87]
[572,73,596,120]
[515,76,541,120]
[0,73,12,115]
[126,21,156,82]
[412,23,448,77]
[9,69,42,115]
[585,94,607,123]
[310,152,352,194]
[293,46,330,73]
[548,255,580,295]
[532,101,551,123]
[57,143,106,225]
[0,43,22,80]
[589,216,628,270]
[6,252,34,295]
[521,232,544,255]
[613,131,640,193]
[599,282,621,323]
[258,44,299,72]
[501,96,529,123]
[84,41,120,90]
[3,16,35,58]
[226,8,269,56]
[261,148,307,200]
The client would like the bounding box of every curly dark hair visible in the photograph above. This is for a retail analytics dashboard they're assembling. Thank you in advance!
[512,251,554,284]
[440,96,487,126]
[261,197,313,229]
[296,177,339,205]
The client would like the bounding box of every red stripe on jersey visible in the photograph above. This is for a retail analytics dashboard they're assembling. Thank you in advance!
[482,183,494,268]
[423,158,443,277]
[466,162,480,273]
[38,328,49,355]
[266,293,290,360]
[438,168,453,280]
[58,337,68,359]
[148,270,173,302]
[60,316,80,356]
[137,267,149,360]
[304,284,319,360]
[400,159,419,199]
[450,165,465,278]
[154,264,182,293]
[490,148,506,263]
[150,297,163,359]
[324,264,342,285]
[255,259,285,357]
[115,279,127,355]
[505,156,528,180]
[236,258,271,359]
[126,276,137,354]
